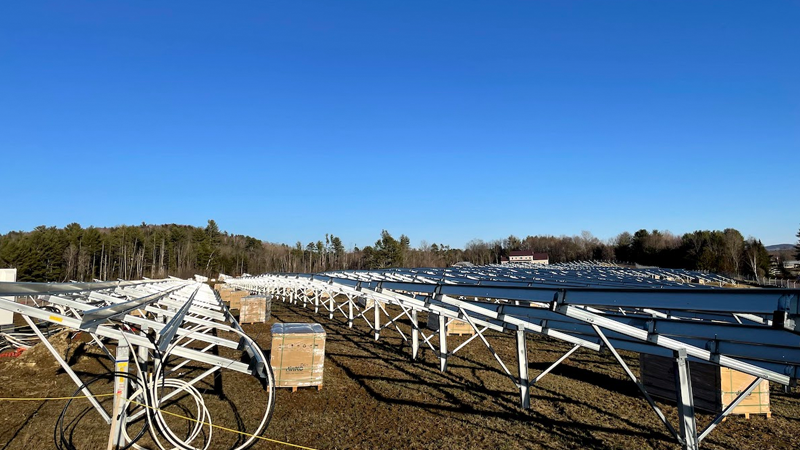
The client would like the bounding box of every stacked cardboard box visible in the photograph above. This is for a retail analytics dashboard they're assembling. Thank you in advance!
[228,290,249,309]
[270,323,326,391]
[720,367,771,418]
[239,295,271,324]
[427,312,475,336]
[218,288,234,302]
[640,354,770,417]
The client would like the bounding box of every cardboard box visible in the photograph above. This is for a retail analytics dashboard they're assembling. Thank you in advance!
[240,295,271,324]
[218,288,234,302]
[720,367,771,418]
[427,312,475,336]
[270,323,325,391]
[357,296,377,309]
[228,290,250,310]
[128,309,147,318]
[640,354,770,417]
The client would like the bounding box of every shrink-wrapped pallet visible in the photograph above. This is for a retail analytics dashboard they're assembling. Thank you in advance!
[270,323,325,391]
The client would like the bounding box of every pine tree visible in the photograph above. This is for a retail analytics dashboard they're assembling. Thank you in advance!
[795,226,800,260]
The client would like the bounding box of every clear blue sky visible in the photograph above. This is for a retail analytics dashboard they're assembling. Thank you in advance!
[1,1,798,249]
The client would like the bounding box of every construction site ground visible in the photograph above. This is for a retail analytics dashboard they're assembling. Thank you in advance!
[0,298,799,449]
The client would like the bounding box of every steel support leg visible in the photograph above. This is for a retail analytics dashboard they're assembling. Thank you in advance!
[374,301,381,341]
[438,314,448,372]
[107,343,130,450]
[516,327,530,409]
[138,328,150,374]
[348,298,354,328]
[674,348,699,450]
[411,309,419,360]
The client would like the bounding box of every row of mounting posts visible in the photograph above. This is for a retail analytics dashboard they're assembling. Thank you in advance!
[228,273,799,450]
[284,278,700,449]
[274,279,757,450]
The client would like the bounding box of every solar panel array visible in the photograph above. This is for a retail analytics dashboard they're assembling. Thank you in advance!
[323,261,736,288]
[227,262,798,450]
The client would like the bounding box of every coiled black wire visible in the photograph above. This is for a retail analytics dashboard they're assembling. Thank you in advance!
[54,372,148,450]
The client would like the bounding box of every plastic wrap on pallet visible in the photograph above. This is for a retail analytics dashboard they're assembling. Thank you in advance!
[270,323,325,389]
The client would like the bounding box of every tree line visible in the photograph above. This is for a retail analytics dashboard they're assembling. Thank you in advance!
[0,220,788,282]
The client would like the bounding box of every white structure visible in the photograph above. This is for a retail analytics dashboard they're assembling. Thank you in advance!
[501,251,549,265]
[0,268,16,331]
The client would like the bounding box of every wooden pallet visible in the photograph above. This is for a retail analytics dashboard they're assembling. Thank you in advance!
[278,384,323,393]
[448,331,474,336]
[722,411,771,421]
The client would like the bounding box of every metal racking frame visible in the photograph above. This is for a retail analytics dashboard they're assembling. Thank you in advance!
[226,263,798,450]
[0,277,274,450]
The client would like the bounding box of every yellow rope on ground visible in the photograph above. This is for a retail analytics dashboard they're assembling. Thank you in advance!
[0,393,115,401]
[128,399,318,450]
[0,394,315,450]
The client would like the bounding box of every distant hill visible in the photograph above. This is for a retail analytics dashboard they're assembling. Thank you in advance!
[765,244,795,251]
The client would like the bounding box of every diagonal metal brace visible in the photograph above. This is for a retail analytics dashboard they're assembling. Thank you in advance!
[156,285,201,352]
[592,324,680,443]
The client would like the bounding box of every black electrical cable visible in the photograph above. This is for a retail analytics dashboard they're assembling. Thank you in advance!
[54,314,275,450]
[54,372,148,450]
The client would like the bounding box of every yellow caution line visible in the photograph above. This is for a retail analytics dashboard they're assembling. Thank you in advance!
[0,393,316,450]
[0,394,315,450]
[0,393,115,401]
[127,399,317,450]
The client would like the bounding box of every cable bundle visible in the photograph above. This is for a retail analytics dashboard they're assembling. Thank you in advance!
[55,326,275,450]
[0,324,62,353]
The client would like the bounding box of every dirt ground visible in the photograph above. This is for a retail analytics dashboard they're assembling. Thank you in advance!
[0,298,798,450]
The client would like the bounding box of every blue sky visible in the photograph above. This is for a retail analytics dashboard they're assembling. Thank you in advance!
[1,1,798,249]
